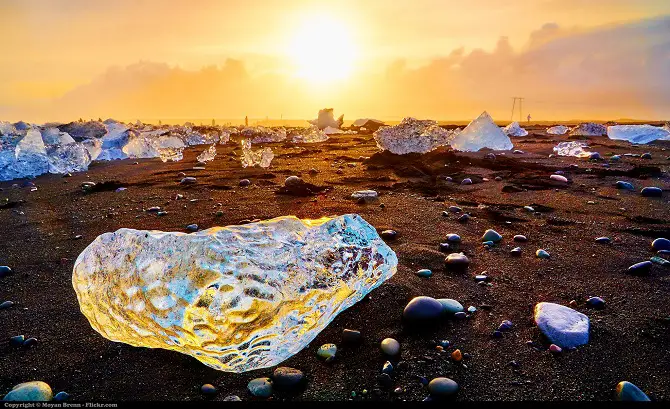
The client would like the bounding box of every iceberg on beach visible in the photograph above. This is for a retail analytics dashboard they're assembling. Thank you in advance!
[373,117,454,155]
[502,122,528,137]
[309,108,344,130]
[547,125,570,135]
[449,111,513,152]
[570,123,606,137]
[607,124,670,144]
[553,141,593,158]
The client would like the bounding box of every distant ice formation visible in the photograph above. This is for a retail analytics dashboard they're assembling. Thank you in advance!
[309,108,344,130]
[502,122,528,137]
[569,123,606,136]
[607,125,670,144]
[546,125,570,135]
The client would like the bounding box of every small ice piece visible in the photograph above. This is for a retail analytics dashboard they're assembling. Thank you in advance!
[323,126,343,135]
[546,125,569,135]
[241,127,287,143]
[449,112,513,152]
[156,136,186,162]
[373,117,454,154]
[240,140,274,168]
[292,127,329,143]
[196,144,217,163]
[308,108,344,130]
[351,190,379,203]
[40,128,76,145]
[607,125,670,144]
[81,138,103,161]
[218,130,231,145]
[502,122,528,137]
[569,123,606,136]
[72,214,397,372]
[123,135,160,159]
[553,141,592,158]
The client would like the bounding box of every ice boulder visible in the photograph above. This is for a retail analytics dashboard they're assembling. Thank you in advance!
[553,141,593,158]
[46,142,93,174]
[308,108,344,130]
[196,144,217,163]
[607,125,670,144]
[534,302,589,348]
[72,214,397,372]
[502,122,528,137]
[546,125,569,135]
[40,128,76,146]
[96,122,131,161]
[57,121,106,141]
[569,123,606,137]
[449,112,513,152]
[241,140,274,168]
[373,117,454,155]
[292,127,329,143]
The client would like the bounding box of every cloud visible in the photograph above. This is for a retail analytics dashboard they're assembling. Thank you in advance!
[7,15,670,122]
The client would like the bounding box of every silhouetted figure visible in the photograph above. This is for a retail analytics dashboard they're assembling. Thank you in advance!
[527,114,532,123]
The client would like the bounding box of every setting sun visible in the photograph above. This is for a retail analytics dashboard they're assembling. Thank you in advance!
[288,15,358,84]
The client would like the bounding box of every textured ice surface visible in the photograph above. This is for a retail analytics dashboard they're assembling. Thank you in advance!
[534,302,589,348]
[241,140,274,168]
[502,122,528,137]
[96,122,130,160]
[570,123,606,136]
[196,144,217,162]
[46,142,93,174]
[546,125,569,135]
[607,125,670,144]
[553,141,592,158]
[450,112,513,152]
[309,108,344,130]
[323,126,343,135]
[72,214,397,372]
[155,136,186,162]
[241,127,287,143]
[292,127,329,143]
[373,117,454,155]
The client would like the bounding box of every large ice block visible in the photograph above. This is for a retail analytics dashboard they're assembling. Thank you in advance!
[72,214,397,372]
[449,111,513,152]
[607,125,670,144]
[373,117,454,154]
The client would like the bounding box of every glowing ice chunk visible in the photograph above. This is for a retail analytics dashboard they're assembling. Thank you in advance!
[607,125,670,144]
[449,111,513,152]
[240,140,274,168]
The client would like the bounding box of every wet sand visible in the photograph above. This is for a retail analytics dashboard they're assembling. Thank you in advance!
[1,126,669,401]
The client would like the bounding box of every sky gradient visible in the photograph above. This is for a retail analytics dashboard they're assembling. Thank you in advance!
[2,0,670,123]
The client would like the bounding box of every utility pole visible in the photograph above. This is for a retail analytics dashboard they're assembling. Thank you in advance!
[511,97,525,122]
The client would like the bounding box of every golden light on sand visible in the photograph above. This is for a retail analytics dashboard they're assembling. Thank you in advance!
[288,15,358,84]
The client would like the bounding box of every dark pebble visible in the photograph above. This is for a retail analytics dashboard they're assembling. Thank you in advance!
[376,373,393,388]
[9,335,25,347]
[627,261,652,275]
[201,384,218,395]
[0,300,14,310]
[342,329,362,345]
[272,367,305,389]
[381,230,398,241]
[239,179,251,187]
[0,266,13,278]
[23,337,37,347]
[403,296,443,321]
[641,187,663,197]
[438,243,450,253]
[586,297,605,309]
[652,238,670,251]
[53,392,70,401]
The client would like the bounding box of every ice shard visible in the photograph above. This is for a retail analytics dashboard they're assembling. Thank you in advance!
[569,123,606,137]
[553,141,592,158]
[546,125,570,135]
[502,122,528,137]
[196,144,217,162]
[72,214,398,372]
[607,125,670,144]
[449,111,513,152]
[240,140,274,168]
[373,117,454,155]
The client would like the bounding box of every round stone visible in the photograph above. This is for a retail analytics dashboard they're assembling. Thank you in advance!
[454,312,467,320]
[641,187,663,197]
[641,153,652,159]
[498,320,514,331]
[474,274,488,282]
[549,344,562,354]
[513,235,528,242]
[381,230,397,241]
[0,300,14,310]
[589,152,602,160]
[272,367,304,389]
[510,247,522,256]
[247,378,273,398]
[482,229,502,243]
[652,238,670,251]
[284,176,302,186]
[586,296,605,309]
[461,178,473,185]
[381,361,394,374]
[446,234,461,243]
[536,249,550,259]
[342,329,362,345]
[427,377,459,397]
[467,306,477,313]
[0,266,13,278]
[416,269,432,278]
[445,253,470,270]
[180,177,197,184]
[616,381,650,401]
[448,206,462,213]
[403,296,443,321]
[53,391,70,401]
[223,395,242,401]
[316,344,337,362]
[23,337,38,347]
[201,384,218,395]
[495,176,502,181]
[595,237,611,244]
[9,335,24,347]
[627,261,652,275]
[381,338,400,355]
[438,242,450,252]
[239,179,251,187]
[616,181,635,190]
[458,214,471,223]
[550,174,568,183]
[437,299,464,316]
[3,381,53,401]
[186,224,198,232]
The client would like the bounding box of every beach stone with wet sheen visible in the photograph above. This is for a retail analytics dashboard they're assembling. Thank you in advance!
[534,302,589,348]
[72,214,397,373]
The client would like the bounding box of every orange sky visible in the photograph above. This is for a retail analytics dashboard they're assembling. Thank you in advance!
[1,0,670,123]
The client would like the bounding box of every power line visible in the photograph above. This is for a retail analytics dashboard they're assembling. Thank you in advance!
[511,97,525,122]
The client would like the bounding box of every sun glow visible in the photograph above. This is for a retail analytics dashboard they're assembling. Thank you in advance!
[288,15,358,83]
